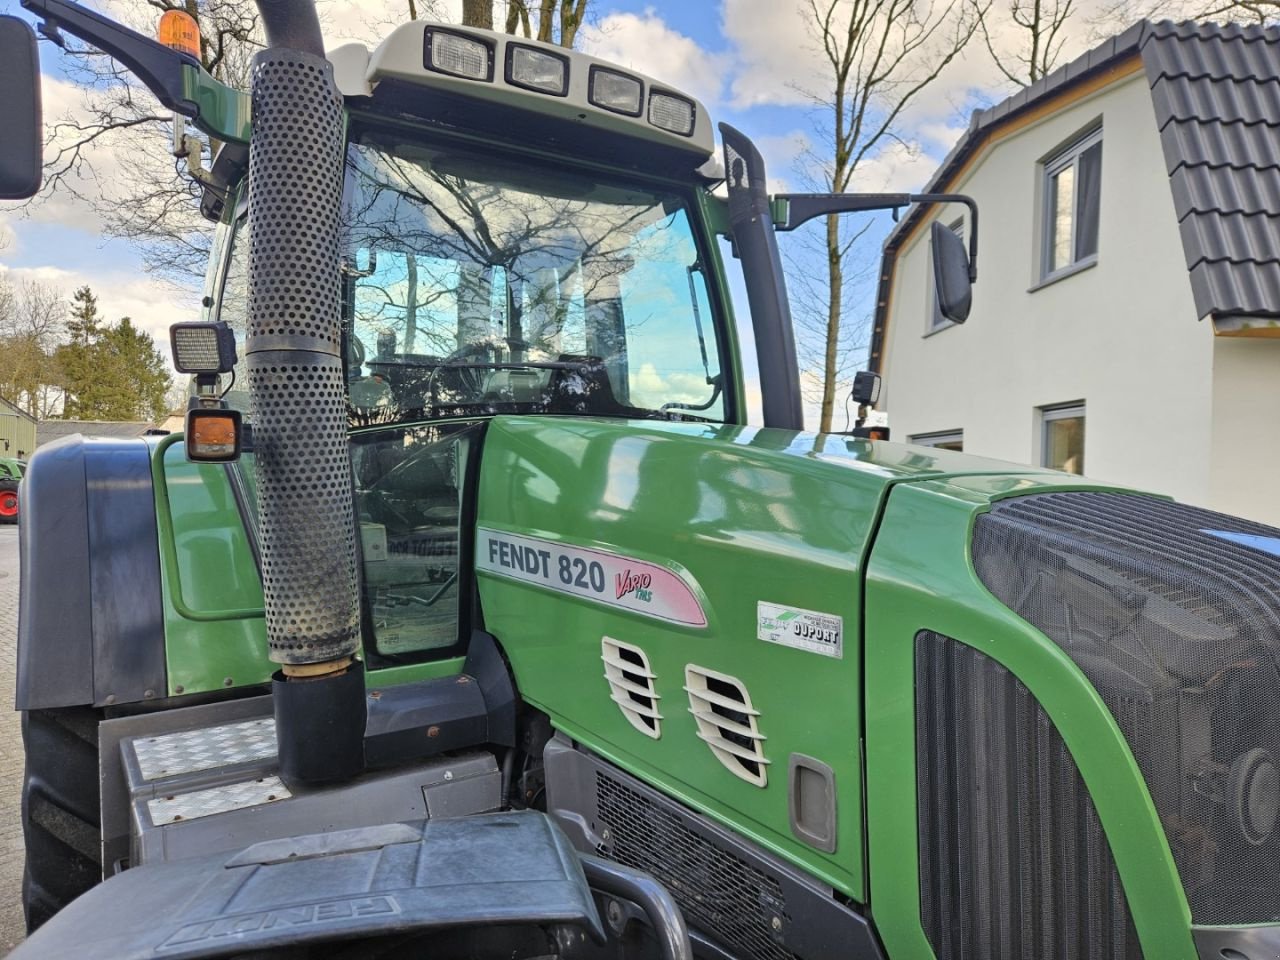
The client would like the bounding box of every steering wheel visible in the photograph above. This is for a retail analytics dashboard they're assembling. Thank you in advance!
[424,342,498,403]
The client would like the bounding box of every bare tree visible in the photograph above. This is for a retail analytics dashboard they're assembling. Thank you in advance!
[0,277,67,420]
[21,0,262,285]
[462,0,495,29]
[977,0,1076,86]
[459,0,591,47]
[799,0,981,432]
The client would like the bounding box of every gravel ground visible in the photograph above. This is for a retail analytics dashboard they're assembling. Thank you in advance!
[0,526,25,951]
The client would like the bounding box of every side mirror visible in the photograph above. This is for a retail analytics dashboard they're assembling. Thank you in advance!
[932,221,972,324]
[0,16,42,201]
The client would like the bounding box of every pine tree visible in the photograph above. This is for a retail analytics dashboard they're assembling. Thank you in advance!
[56,287,172,421]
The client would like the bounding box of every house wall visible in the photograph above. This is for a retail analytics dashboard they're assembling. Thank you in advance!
[0,401,36,460]
[1208,337,1280,524]
[880,69,1218,509]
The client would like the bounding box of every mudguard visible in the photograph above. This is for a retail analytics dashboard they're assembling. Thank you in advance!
[16,435,166,710]
[13,811,605,959]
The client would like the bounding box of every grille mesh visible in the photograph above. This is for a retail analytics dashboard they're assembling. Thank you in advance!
[245,50,360,664]
[973,492,1280,924]
[595,771,794,960]
[915,632,1143,960]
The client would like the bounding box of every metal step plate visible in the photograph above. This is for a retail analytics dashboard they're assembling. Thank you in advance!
[132,718,278,782]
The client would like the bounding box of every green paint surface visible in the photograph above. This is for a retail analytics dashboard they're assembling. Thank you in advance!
[154,435,269,694]
[475,417,1047,901]
[155,435,463,694]
[863,477,1195,960]
[183,64,251,144]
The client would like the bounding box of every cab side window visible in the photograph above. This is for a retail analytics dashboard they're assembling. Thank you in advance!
[351,421,481,662]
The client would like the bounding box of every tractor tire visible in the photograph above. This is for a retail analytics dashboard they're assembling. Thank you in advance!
[21,707,103,932]
[0,479,17,525]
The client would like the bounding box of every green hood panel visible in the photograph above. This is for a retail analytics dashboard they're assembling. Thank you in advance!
[473,416,1068,901]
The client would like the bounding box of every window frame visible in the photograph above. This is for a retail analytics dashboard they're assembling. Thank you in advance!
[911,429,964,451]
[926,217,966,335]
[1039,127,1102,284]
[1038,402,1086,474]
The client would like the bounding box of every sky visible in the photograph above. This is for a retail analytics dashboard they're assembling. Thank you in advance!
[0,0,1130,426]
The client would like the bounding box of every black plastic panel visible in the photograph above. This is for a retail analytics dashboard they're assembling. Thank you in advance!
[544,738,885,960]
[12,811,603,960]
[915,632,1142,960]
[17,436,165,710]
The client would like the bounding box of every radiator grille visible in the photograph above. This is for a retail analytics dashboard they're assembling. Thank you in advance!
[915,632,1143,960]
[973,492,1280,924]
[595,771,794,960]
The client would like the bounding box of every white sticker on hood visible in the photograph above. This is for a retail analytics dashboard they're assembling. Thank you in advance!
[757,601,843,658]
[476,528,707,627]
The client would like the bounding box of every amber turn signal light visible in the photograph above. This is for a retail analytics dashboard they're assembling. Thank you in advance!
[157,9,201,60]
[186,408,242,463]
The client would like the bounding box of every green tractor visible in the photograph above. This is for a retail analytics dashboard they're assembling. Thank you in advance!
[2,3,1278,959]
[0,456,22,524]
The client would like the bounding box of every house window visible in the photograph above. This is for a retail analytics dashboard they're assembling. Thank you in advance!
[1042,129,1102,279]
[1040,403,1085,474]
[912,430,963,452]
[928,218,965,333]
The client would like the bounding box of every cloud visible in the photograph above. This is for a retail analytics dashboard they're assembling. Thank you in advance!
[846,120,969,192]
[0,262,196,368]
[578,10,730,109]
[720,0,820,109]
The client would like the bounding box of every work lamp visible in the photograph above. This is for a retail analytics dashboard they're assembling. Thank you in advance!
[425,29,493,81]
[169,321,237,375]
[589,67,642,116]
[507,44,568,96]
[852,370,881,406]
[648,90,695,136]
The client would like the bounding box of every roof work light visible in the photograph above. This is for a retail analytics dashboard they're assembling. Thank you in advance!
[507,44,568,96]
[425,29,493,81]
[589,67,642,116]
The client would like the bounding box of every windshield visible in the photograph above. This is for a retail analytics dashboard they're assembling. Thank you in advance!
[216,127,728,425]
[338,123,726,425]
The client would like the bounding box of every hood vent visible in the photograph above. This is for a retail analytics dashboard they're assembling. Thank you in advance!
[684,666,768,786]
[602,638,662,738]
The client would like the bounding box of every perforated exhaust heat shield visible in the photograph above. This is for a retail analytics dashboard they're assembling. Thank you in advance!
[245,49,360,665]
[973,492,1280,924]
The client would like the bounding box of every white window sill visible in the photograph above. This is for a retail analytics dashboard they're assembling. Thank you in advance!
[1028,256,1097,293]
[923,319,957,339]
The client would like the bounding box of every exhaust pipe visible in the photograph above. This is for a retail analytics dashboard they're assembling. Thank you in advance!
[245,0,365,783]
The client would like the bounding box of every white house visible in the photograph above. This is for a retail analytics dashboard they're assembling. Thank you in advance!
[873,20,1280,524]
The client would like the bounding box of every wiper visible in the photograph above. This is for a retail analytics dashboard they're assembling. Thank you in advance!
[661,373,723,415]
[686,261,712,383]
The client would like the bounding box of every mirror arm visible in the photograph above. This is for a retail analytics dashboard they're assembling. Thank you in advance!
[776,191,978,283]
[20,0,199,117]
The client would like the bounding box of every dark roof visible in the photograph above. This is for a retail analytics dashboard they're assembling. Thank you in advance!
[871,19,1280,370]
[0,396,36,423]
[35,420,162,447]
[1145,21,1280,330]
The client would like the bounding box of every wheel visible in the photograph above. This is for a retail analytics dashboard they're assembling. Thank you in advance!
[21,707,103,932]
[0,479,17,525]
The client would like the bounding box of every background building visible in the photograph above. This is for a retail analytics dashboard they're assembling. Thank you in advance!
[872,20,1280,523]
[0,398,36,461]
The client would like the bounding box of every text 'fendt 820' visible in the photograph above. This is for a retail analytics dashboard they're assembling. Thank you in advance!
[1,2,1277,958]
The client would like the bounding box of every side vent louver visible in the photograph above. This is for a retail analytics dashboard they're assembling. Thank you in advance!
[685,666,768,787]
[602,637,662,738]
